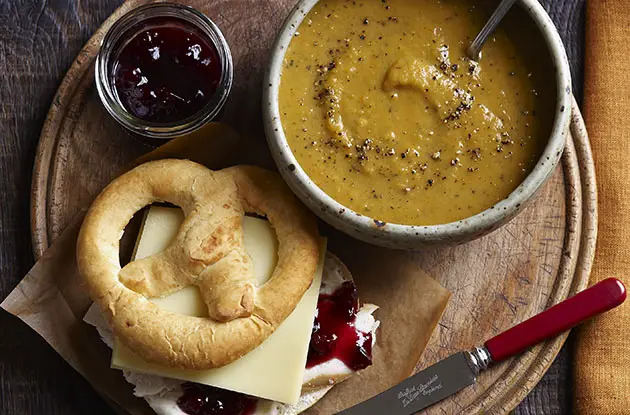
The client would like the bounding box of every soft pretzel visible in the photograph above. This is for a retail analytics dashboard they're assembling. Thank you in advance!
[77,159,320,369]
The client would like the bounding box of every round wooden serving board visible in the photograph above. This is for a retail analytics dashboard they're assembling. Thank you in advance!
[30,1,596,414]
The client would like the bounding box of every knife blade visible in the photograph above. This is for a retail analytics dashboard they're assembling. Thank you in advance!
[338,278,626,415]
[337,351,484,415]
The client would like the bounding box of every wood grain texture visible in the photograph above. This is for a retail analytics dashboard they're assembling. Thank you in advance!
[0,1,585,415]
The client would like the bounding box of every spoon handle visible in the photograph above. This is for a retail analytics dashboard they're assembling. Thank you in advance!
[467,0,518,60]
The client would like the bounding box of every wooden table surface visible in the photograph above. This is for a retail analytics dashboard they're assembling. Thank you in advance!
[0,1,586,414]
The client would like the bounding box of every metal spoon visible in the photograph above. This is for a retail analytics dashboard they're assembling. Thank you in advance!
[466,0,517,60]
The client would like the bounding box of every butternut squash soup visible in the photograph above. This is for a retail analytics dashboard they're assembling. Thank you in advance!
[279,0,555,226]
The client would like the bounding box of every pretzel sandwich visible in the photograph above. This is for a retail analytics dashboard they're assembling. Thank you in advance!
[77,159,320,370]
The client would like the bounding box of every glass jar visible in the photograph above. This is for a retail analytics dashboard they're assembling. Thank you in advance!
[95,3,233,140]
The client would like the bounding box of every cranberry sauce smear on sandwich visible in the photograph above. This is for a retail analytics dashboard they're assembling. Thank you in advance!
[176,279,373,415]
[307,280,373,371]
[177,383,257,415]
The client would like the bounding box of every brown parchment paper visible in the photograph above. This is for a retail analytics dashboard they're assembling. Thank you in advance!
[1,123,450,415]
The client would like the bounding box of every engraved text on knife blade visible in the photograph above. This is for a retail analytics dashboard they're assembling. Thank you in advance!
[397,374,443,407]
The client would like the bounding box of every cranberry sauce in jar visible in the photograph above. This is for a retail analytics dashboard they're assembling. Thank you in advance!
[113,17,222,123]
[96,3,233,139]
[306,280,374,371]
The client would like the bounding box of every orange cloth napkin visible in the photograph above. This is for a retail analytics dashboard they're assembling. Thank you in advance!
[574,2,630,413]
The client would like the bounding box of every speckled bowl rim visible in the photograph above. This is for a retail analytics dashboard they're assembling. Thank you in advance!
[263,0,572,247]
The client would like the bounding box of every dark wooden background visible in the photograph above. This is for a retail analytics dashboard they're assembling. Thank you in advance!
[0,0,585,414]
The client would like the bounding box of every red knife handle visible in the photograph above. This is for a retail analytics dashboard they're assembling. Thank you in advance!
[484,278,626,363]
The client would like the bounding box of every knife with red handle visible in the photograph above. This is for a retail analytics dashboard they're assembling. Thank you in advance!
[338,278,626,415]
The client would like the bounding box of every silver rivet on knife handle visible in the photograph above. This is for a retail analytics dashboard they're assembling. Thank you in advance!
[465,345,492,375]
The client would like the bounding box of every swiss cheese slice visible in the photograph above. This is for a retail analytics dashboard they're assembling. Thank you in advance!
[112,206,324,404]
